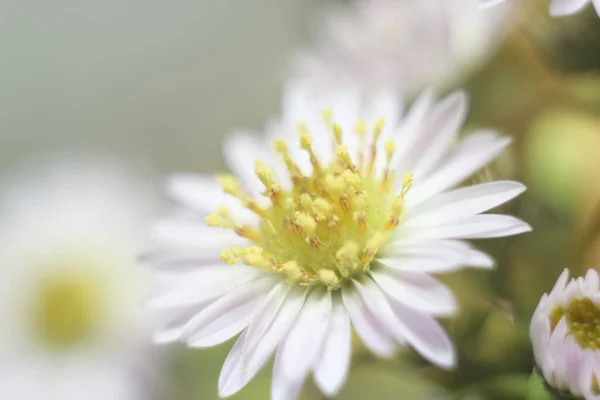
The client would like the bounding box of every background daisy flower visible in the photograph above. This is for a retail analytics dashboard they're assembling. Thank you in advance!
[531,268,600,399]
[146,83,530,399]
[0,158,163,400]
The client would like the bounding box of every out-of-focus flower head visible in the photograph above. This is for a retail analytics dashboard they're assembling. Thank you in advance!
[0,157,162,400]
[146,82,530,399]
[531,268,600,399]
[482,0,600,17]
[294,0,514,97]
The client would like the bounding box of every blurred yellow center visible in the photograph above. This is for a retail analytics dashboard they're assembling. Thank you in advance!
[207,115,412,289]
[550,298,600,350]
[32,270,103,349]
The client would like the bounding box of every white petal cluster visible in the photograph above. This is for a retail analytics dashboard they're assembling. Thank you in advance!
[147,83,530,399]
[294,0,514,97]
[531,269,600,399]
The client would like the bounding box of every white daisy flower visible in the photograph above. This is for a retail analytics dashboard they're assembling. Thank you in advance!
[549,0,599,16]
[0,159,161,400]
[147,83,530,399]
[293,0,513,97]
[531,268,600,400]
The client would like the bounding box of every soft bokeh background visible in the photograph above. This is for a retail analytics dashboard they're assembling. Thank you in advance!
[3,0,600,399]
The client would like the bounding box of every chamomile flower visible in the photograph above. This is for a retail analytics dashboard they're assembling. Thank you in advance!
[294,0,513,97]
[0,159,160,400]
[531,268,600,400]
[147,83,530,399]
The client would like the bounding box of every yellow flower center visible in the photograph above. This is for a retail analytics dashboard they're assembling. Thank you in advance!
[30,267,104,349]
[550,297,600,350]
[207,115,412,289]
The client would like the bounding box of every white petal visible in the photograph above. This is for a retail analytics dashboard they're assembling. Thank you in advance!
[182,278,273,347]
[381,239,472,272]
[219,331,249,398]
[377,256,464,274]
[371,270,457,316]
[402,214,531,240]
[314,302,351,397]
[409,91,469,179]
[594,0,600,15]
[165,174,257,225]
[166,173,221,212]
[271,348,305,400]
[150,218,249,250]
[391,90,436,170]
[243,282,292,352]
[341,287,397,357]
[146,265,263,309]
[278,289,332,381]
[465,249,496,269]
[218,289,310,398]
[585,269,600,292]
[353,279,455,369]
[404,181,526,227]
[549,269,570,298]
[153,306,202,344]
[407,130,511,206]
[140,248,224,271]
[550,0,590,16]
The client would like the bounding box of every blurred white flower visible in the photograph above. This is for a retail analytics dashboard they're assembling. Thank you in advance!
[549,0,599,16]
[293,0,514,97]
[146,83,530,399]
[531,268,600,400]
[0,158,161,400]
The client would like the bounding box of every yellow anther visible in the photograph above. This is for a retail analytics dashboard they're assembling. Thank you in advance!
[242,245,271,269]
[295,212,317,236]
[336,146,355,170]
[354,120,367,136]
[235,226,261,241]
[255,160,281,203]
[274,138,288,153]
[243,197,268,218]
[318,269,340,289]
[402,172,414,194]
[336,241,360,274]
[384,140,396,164]
[300,193,313,211]
[325,175,345,196]
[274,138,303,183]
[313,197,333,220]
[352,193,367,211]
[205,207,233,228]
[374,118,386,140]
[217,174,243,198]
[385,197,405,231]
[332,123,343,146]
[255,160,275,186]
[283,260,303,281]
[352,193,368,230]
[362,232,387,264]
[298,127,322,174]
[219,249,240,265]
[341,170,361,188]
[300,131,313,150]
[322,108,333,125]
